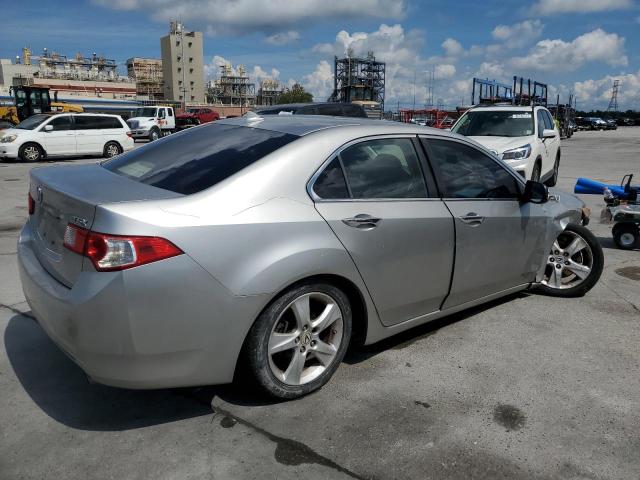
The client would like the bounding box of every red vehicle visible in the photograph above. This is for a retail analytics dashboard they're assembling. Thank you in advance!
[176,107,220,130]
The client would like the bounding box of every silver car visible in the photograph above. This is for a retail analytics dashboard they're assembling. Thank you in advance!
[18,116,603,399]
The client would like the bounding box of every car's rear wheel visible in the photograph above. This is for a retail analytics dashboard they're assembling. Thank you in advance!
[103,141,121,158]
[536,223,603,297]
[19,143,43,162]
[613,224,639,250]
[245,282,352,399]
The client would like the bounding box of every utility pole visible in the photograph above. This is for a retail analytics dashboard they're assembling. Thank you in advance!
[607,80,620,113]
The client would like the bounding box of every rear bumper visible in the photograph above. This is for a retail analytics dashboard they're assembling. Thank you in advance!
[17,222,268,389]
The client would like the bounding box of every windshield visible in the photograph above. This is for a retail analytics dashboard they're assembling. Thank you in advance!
[16,114,50,130]
[103,123,298,195]
[134,108,158,117]
[452,110,534,137]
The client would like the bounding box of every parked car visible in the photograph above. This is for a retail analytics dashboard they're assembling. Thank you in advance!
[582,117,608,130]
[253,102,368,118]
[616,117,635,127]
[451,104,561,185]
[18,117,602,399]
[604,119,618,130]
[126,106,176,141]
[176,107,220,131]
[0,113,133,162]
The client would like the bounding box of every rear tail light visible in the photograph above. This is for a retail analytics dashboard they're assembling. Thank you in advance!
[63,224,183,271]
[28,192,35,215]
[126,131,133,138]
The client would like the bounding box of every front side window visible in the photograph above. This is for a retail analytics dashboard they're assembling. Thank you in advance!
[536,111,546,137]
[103,124,298,195]
[48,116,72,131]
[134,108,158,117]
[452,110,534,137]
[423,139,521,199]
[338,138,428,199]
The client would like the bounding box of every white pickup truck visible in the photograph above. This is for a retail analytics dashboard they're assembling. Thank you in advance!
[126,106,176,141]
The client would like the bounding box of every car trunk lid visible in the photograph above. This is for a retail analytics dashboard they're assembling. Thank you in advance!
[28,163,182,287]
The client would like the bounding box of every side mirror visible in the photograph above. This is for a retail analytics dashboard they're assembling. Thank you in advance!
[43,125,53,132]
[521,180,548,204]
[542,129,555,139]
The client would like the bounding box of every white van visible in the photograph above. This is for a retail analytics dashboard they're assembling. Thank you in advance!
[0,113,134,162]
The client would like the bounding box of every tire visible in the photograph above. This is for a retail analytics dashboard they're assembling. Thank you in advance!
[613,224,639,250]
[19,143,43,162]
[545,156,559,187]
[244,282,352,399]
[531,161,541,182]
[536,223,604,297]
[103,141,122,158]
[149,128,160,141]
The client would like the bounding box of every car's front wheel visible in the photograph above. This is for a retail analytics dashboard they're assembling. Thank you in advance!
[19,143,43,162]
[245,282,352,399]
[536,223,603,297]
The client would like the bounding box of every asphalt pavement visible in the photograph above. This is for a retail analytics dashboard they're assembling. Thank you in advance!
[0,130,638,480]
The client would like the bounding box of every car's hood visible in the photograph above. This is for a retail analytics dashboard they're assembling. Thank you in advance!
[1,128,21,136]
[467,136,532,154]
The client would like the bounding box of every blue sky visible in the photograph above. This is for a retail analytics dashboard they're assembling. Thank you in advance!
[3,0,639,109]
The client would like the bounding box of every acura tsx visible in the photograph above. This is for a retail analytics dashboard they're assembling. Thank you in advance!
[18,115,603,399]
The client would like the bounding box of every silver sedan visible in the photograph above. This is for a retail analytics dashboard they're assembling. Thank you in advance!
[18,116,603,399]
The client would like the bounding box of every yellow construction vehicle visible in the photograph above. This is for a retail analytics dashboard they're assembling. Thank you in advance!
[0,85,83,125]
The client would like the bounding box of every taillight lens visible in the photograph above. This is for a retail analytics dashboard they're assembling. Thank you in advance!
[28,192,35,215]
[126,131,133,138]
[63,224,183,271]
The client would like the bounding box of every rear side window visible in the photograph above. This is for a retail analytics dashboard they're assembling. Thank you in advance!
[103,124,298,195]
[313,158,349,199]
[75,116,122,129]
[74,116,97,130]
[339,138,428,199]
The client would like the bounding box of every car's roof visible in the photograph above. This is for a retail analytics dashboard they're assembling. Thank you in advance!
[469,104,546,112]
[50,112,120,117]
[216,115,456,137]
[254,102,359,111]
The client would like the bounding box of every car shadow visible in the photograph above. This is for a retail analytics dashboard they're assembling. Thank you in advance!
[4,313,218,431]
[5,292,532,427]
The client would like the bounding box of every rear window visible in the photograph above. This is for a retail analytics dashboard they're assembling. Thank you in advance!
[102,123,298,195]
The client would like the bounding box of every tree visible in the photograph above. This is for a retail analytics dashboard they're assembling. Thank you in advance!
[277,83,313,104]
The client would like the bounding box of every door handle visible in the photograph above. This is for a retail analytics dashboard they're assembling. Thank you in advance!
[459,212,484,225]
[342,214,381,229]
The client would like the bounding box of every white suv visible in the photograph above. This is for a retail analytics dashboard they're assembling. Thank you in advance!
[451,105,561,185]
[0,113,134,162]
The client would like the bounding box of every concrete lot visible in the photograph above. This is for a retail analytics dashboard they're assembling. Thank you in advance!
[0,129,638,480]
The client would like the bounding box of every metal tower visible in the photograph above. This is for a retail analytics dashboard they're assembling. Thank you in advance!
[607,80,620,112]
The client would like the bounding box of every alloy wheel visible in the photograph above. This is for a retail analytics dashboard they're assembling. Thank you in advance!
[106,144,120,157]
[541,230,594,289]
[268,292,344,386]
[24,146,40,161]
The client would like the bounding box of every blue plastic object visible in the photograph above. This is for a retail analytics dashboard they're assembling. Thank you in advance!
[574,177,637,199]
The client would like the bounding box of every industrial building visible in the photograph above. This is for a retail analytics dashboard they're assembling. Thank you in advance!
[126,57,163,100]
[206,64,256,107]
[160,22,205,104]
[257,79,284,106]
[328,51,385,111]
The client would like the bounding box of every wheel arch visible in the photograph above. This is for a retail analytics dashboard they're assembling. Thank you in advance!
[19,141,46,159]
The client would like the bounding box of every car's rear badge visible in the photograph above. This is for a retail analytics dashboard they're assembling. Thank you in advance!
[71,216,88,228]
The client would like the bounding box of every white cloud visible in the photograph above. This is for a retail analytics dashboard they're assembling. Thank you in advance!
[266,31,300,45]
[532,0,633,15]
[572,71,640,110]
[302,60,334,101]
[492,19,543,48]
[509,29,628,72]
[441,38,463,57]
[93,0,406,35]
[476,62,506,79]
[434,64,456,80]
